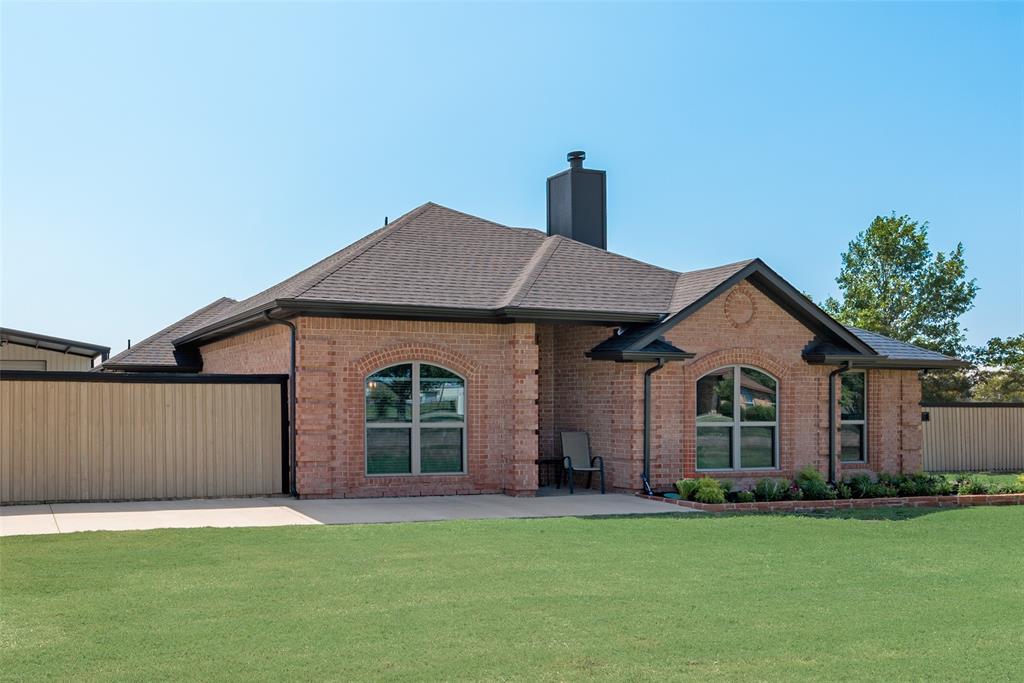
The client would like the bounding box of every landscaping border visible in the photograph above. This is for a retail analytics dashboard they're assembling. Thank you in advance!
[637,492,1024,513]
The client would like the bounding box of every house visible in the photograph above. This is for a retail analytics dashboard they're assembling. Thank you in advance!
[0,327,110,371]
[101,152,966,498]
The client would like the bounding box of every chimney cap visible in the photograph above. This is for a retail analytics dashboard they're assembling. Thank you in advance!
[567,150,586,168]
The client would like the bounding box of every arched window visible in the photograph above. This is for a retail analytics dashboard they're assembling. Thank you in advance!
[696,366,778,470]
[365,362,466,475]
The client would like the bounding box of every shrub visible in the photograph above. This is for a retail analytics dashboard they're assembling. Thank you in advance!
[1018,474,1024,487]
[866,482,898,498]
[742,404,776,421]
[784,484,805,501]
[735,490,756,503]
[694,477,726,504]
[718,479,733,496]
[956,476,991,496]
[896,472,946,497]
[847,474,874,499]
[794,466,834,499]
[754,478,788,502]
[796,466,825,485]
[835,482,853,499]
[675,479,701,501]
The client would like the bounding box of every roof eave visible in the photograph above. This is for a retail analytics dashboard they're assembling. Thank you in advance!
[586,349,695,362]
[172,299,665,348]
[802,353,970,370]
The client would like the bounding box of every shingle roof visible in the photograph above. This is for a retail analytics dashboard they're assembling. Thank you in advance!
[845,327,969,367]
[114,201,963,371]
[100,297,237,370]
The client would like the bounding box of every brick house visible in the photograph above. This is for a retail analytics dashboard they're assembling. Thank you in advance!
[102,153,966,498]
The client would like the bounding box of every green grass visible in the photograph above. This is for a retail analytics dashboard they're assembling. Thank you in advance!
[3,508,1023,681]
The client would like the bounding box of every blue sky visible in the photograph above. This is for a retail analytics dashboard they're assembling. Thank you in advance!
[2,2,1021,355]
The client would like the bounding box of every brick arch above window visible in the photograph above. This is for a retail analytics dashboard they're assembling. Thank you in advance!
[355,343,482,384]
[684,348,791,385]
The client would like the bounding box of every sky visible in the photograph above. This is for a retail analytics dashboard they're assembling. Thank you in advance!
[2,1,1021,356]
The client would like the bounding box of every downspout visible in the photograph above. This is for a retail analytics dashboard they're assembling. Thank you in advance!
[642,358,666,496]
[827,360,853,485]
[264,312,297,496]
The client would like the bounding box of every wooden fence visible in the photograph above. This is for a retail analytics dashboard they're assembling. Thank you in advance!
[1,371,287,504]
[921,403,1024,472]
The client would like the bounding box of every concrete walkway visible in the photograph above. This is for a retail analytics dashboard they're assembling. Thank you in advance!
[0,492,690,537]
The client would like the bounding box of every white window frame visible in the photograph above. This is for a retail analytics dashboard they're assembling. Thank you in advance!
[696,365,779,471]
[365,361,467,476]
[839,370,868,464]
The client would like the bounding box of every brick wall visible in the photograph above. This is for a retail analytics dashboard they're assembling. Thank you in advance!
[292,317,538,498]
[538,324,645,491]
[199,325,290,374]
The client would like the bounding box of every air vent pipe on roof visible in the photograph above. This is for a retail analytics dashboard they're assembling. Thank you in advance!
[546,150,607,249]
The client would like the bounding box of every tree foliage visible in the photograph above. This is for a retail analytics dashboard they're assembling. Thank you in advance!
[970,334,1024,402]
[823,213,977,356]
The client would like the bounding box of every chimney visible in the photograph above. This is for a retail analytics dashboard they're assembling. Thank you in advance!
[546,150,607,249]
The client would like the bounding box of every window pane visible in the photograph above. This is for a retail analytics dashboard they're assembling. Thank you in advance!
[697,427,732,469]
[366,428,412,474]
[740,368,777,422]
[841,373,865,421]
[420,365,465,422]
[740,426,775,468]
[696,370,733,423]
[366,364,413,422]
[421,428,464,473]
[840,424,865,462]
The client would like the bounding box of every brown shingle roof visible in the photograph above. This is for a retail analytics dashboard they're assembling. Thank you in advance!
[113,202,960,370]
[100,297,237,370]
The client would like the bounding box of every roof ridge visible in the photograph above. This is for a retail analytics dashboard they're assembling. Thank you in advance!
[289,202,434,300]
[501,236,563,307]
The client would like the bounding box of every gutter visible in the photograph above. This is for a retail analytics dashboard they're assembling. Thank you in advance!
[642,358,666,496]
[264,312,298,497]
[827,360,853,485]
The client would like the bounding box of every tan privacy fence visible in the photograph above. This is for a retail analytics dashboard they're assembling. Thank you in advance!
[1,372,287,504]
[921,403,1024,472]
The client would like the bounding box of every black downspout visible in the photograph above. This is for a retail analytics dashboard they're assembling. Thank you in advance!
[827,361,853,485]
[642,358,666,496]
[264,312,297,496]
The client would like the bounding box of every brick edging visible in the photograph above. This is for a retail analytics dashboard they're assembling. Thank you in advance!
[637,492,1024,512]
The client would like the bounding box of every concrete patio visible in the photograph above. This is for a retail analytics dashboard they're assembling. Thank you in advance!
[0,490,691,536]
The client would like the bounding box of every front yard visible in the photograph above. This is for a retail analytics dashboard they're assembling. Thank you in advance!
[2,507,1022,680]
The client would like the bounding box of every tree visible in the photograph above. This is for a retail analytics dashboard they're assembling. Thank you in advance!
[822,213,978,402]
[970,334,1024,402]
[823,213,977,357]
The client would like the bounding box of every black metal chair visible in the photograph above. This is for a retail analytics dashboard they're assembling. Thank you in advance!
[560,431,605,494]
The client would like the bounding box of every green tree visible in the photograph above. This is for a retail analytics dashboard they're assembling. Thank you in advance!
[970,334,1024,402]
[823,213,977,356]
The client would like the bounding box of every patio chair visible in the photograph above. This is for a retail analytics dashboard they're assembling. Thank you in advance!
[560,431,605,494]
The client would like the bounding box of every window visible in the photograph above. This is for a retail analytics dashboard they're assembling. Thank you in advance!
[365,362,466,475]
[839,371,867,463]
[696,366,778,470]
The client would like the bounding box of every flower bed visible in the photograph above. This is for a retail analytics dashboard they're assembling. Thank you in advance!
[639,491,1024,513]
[648,469,1024,512]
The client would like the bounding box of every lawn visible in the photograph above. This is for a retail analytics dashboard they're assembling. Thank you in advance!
[3,508,1023,681]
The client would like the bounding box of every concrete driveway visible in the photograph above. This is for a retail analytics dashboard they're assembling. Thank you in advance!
[0,492,690,537]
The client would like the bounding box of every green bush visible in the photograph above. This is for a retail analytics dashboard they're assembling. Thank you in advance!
[957,476,991,495]
[895,472,946,497]
[796,466,825,485]
[754,478,789,502]
[800,479,837,500]
[835,482,853,499]
[694,477,726,504]
[866,482,899,498]
[847,475,874,498]
[784,484,805,501]
[735,490,756,503]
[718,479,733,496]
[675,479,700,501]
